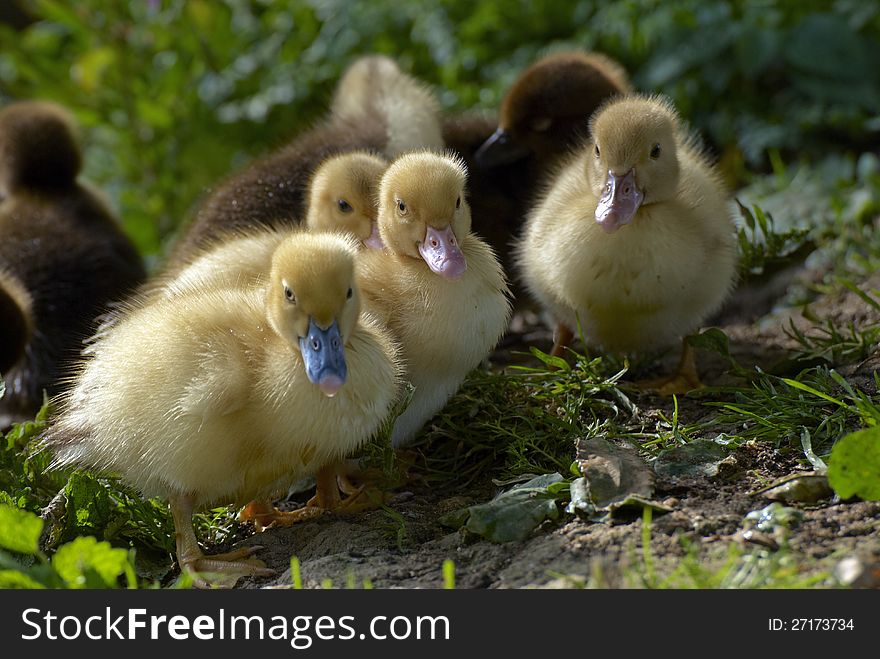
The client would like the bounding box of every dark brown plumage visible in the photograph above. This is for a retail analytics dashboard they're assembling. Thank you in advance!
[0,101,145,427]
[475,51,632,169]
[167,117,387,268]
[166,55,443,271]
[442,113,530,275]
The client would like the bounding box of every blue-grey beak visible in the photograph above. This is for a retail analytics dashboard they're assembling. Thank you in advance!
[299,318,347,397]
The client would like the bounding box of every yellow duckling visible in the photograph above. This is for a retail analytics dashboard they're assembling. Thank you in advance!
[43,232,401,580]
[304,150,388,248]
[331,54,444,158]
[160,151,387,299]
[357,151,511,446]
[516,94,737,394]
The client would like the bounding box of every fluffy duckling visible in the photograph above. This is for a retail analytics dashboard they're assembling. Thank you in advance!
[331,54,444,158]
[304,150,388,248]
[43,232,401,580]
[444,52,630,283]
[475,51,631,169]
[516,94,737,394]
[169,56,441,266]
[357,151,511,446]
[0,101,145,427]
[160,152,388,300]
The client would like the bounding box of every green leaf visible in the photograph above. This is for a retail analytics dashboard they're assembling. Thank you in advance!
[686,327,731,360]
[71,46,116,92]
[785,14,871,83]
[463,473,564,543]
[654,438,728,479]
[437,507,470,530]
[62,471,117,539]
[0,569,46,589]
[828,428,880,501]
[736,199,755,230]
[529,347,570,371]
[0,505,43,555]
[51,536,134,589]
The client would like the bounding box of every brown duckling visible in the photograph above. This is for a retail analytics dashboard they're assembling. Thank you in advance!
[516,94,737,394]
[446,52,631,282]
[43,232,401,583]
[168,56,441,268]
[0,101,145,427]
[475,50,631,169]
[357,151,511,446]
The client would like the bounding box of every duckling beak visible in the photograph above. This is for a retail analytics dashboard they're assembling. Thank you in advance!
[474,128,531,168]
[299,318,347,397]
[418,225,467,280]
[595,169,644,233]
[363,221,384,249]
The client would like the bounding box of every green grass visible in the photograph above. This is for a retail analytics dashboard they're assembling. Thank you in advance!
[554,507,834,589]
[417,349,634,486]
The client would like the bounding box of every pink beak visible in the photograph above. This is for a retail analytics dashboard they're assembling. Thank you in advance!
[418,225,467,280]
[595,169,644,233]
[317,374,344,397]
[364,221,384,249]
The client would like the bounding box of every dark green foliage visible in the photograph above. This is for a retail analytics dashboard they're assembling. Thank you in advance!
[736,201,812,277]
[420,348,634,486]
[2,1,878,256]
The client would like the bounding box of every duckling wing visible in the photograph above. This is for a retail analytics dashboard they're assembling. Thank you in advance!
[177,328,251,419]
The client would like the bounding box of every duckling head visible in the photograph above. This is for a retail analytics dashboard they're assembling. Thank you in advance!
[587,94,681,233]
[378,151,470,280]
[476,51,630,169]
[0,101,82,196]
[266,233,362,397]
[305,152,388,249]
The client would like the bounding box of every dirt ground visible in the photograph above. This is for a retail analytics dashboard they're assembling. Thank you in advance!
[215,266,880,589]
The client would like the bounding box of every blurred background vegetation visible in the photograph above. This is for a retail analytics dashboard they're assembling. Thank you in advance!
[1,0,879,263]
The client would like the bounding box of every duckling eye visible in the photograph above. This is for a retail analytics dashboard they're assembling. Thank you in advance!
[455,196,461,209]
[594,144,600,158]
[346,287,353,300]
[337,199,353,213]
[650,143,661,159]
[284,284,295,304]
[396,198,407,214]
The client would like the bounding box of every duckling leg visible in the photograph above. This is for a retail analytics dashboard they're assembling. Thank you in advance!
[170,494,274,587]
[238,496,326,531]
[308,464,389,514]
[239,466,390,531]
[636,340,704,395]
[550,323,574,357]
